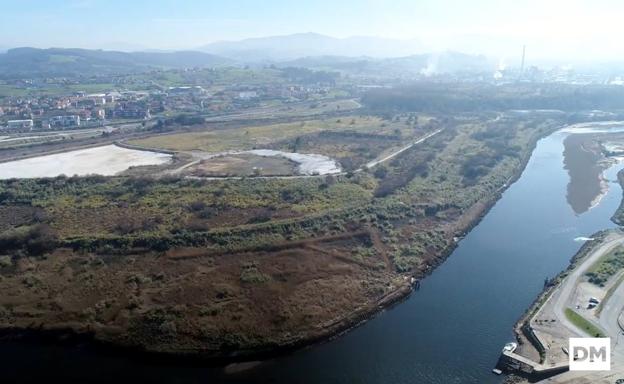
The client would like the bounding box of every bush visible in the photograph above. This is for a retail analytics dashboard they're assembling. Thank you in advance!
[247,214,272,224]
[240,263,270,284]
[0,224,59,256]
[25,225,58,255]
[373,166,388,179]
[114,218,141,235]
[188,200,207,212]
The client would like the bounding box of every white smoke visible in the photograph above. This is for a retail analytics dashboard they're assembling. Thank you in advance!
[420,55,439,76]
[497,58,507,71]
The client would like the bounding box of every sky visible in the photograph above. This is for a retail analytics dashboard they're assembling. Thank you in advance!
[1,0,623,61]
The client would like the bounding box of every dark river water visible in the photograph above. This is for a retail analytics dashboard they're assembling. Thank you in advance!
[3,128,624,384]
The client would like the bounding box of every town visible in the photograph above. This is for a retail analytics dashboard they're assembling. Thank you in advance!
[0,69,343,133]
[4,57,624,135]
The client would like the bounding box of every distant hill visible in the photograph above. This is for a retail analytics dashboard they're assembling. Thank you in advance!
[198,32,425,61]
[198,33,493,74]
[0,44,495,80]
[279,52,495,76]
[0,48,234,78]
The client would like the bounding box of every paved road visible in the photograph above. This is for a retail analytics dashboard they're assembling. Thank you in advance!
[551,235,624,337]
[599,275,624,346]
[536,233,624,383]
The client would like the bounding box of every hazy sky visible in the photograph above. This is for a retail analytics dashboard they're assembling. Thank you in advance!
[1,0,623,61]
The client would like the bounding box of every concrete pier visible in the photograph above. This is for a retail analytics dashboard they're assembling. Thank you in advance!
[499,350,568,376]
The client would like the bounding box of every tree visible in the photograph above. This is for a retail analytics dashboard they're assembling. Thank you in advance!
[374,166,388,179]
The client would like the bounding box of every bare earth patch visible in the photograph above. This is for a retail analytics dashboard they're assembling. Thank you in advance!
[189,154,297,177]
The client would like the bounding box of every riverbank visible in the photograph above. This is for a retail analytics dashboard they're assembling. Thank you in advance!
[503,228,624,383]
[0,272,415,363]
[503,131,624,383]
[502,230,611,383]
[611,169,624,225]
[0,114,562,365]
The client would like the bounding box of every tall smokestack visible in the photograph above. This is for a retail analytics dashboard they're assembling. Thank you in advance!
[520,45,526,72]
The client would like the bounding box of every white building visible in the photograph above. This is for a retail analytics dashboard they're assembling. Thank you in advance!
[238,91,258,100]
[6,119,34,130]
[168,86,206,96]
[49,115,80,128]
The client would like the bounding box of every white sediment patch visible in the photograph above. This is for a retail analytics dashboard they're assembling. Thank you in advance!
[0,135,50,143]
[244,149,341,175]
[559,121,624,134]
[585,147,624,213]
[603,142,624,153]
[560,123,624,214]
[0,145,172,179]
[574,237,595,242]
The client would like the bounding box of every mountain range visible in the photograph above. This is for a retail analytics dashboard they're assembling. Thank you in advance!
[198,32,425,61]
[278,52,494,77]
[0,33,498,78]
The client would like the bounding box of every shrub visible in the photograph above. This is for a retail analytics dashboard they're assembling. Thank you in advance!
[373,166,388,179]
[0,224,58,256]
[188,200,207,212]
[25,225,58,256]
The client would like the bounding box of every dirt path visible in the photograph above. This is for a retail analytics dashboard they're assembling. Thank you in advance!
[158,128,444,180]
[363,129,443,169]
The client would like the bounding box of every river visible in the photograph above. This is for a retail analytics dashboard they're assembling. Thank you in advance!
[3,126,624,383]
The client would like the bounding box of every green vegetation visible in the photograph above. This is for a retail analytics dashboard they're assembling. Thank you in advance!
[3,56,622,357]
[0,83,115,97]
[0,112,559,276]
[0,174,373,240]
[564,308,606,337]
[0,48,232,79]
[133,113,433,172]
[585,245,624,286]
[240,261,271,284]
[0,85,29,97]
[611,171,624,225]
[0,224,58,256]
[362,83,624,114]
[0,104,559,273]
[0,81,578,357]
[596,273,624,316]
[130,115,418,155]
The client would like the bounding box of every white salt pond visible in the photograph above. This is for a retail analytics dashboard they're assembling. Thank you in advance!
[0,145,172,179]
[560,121,624,134]
[245,149,341,175]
